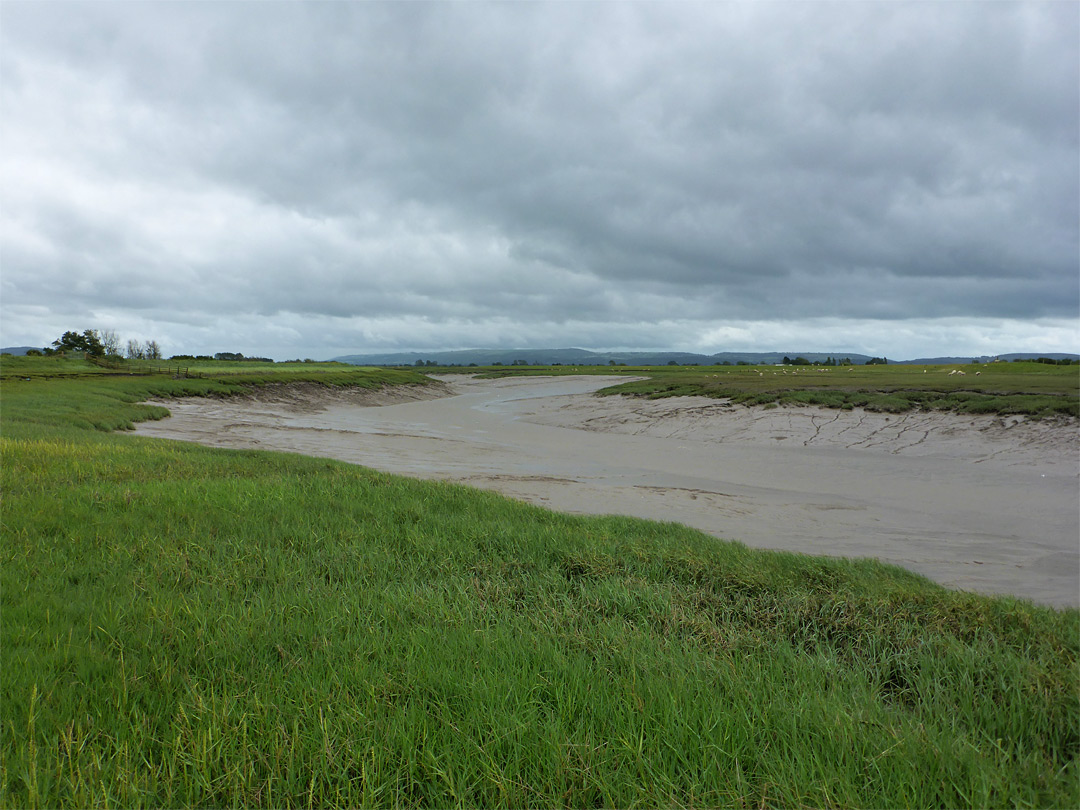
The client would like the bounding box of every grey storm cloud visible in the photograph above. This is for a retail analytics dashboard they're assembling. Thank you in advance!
[0,1,1076,358]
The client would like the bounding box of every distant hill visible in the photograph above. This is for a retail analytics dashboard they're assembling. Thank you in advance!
[335,348,604,367]
[0,346,44,356]
[898,353,1080,365]
[332,348,878,367]
[333,348,1080,367]
[997,353,1080,362]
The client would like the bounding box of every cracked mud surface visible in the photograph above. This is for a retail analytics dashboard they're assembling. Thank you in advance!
[134,375,1079,607]
[527,393,1078,476]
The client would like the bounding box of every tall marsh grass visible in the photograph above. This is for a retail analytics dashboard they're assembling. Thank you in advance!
[1,367,1077,807]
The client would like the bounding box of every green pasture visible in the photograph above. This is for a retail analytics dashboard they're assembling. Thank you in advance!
[0,354,380,382]
[1,359,1077,807]
[0,357,431,434]
[0,354,116,378]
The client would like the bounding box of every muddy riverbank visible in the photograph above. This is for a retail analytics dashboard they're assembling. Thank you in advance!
[134,375,1080,607]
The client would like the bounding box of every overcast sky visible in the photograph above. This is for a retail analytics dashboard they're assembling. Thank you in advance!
[2,1,1077,360]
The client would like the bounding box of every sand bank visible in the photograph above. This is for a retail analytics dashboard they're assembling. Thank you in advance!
[134,375,1079,608]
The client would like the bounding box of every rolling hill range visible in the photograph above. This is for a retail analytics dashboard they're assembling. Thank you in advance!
[332,349,876,366]
[331,348,1078,367]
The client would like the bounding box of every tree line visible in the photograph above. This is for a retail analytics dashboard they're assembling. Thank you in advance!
[782,356,864,366]
[38,329,162,360]
[28,329,290,364]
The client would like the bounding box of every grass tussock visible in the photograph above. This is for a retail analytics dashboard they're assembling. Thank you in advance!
[1,364,1077,808]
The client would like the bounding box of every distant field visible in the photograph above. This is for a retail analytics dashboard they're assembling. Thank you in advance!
[448,361,1080,418]
[2,358,1077,807]
[0,356,433,433]
[0,355,375,381]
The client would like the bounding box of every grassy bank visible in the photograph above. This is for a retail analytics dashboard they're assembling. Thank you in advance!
[2,362,1077,807]
[0,356,432,434]
[0,354,409,384]
[464,361,1080,418]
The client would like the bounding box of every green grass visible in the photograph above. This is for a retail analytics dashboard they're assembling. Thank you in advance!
[455,362,1080,418]
[0,358,432,434]
[0,354,116,378]
[0,354,392,382]
[2,362,1077,807]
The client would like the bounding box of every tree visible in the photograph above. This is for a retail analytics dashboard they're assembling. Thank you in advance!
[52,329,105,357]
[145,340,161,360]
[83,329,104,356]
[127,339,146,360]
[99,329,122,356]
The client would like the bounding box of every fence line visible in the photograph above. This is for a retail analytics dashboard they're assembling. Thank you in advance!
[87,356,201,378]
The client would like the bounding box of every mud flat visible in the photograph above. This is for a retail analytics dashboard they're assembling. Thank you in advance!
[135,375,1080,608]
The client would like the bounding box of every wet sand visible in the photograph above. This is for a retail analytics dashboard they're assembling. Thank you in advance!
[134,375,1080,608]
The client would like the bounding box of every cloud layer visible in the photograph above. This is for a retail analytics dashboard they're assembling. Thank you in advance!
[2,1,1077,359]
